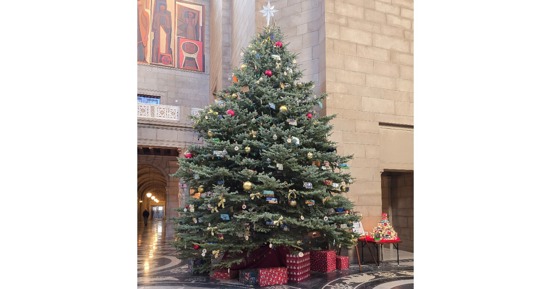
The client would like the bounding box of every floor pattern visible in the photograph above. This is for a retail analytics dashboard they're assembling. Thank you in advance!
[138,219,413,289]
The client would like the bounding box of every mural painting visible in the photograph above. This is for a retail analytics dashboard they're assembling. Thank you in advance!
[137,0,204,72]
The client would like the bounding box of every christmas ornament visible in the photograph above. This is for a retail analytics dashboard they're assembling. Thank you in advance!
[184,152,192,158]
[300,215,304,220]
[232,75,238,83]
[265,69,273,77]
[244,146,251,153]
[307,112,313,119]
[288,190,297,207]
[243,181,253,191]
[240,64,247,69]
[266,197,278,204]
[207,130,214,137]
[241,86,250,92]
[207,224,218,236]
[218,195,226,208]
[193,244,200,250]
[242,203,247,210]
[234,145,240,151]
[231,93,238,99]
[226,109,235,116]
[324,216,329,221]
[198,186,204,193]
[279,105,288,112]
[250,192,261,199]
[220,213,230,221]
[275,41,283,47]
[212,250,220,258]
[273,134,278,140]
[307,152,313,159]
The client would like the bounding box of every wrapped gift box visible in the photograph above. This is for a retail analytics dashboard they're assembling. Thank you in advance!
[258,267,288,287]
[310,250,336,273]
[336,256,349,270]
[211,268,239,280]
[286,252,310,264]
[239,268,258,285]
[288,270,310,282]
[286,252,310,282]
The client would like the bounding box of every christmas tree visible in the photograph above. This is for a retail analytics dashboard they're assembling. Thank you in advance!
[171,24,360,273]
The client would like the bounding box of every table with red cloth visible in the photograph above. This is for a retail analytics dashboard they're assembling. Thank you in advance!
[357,235,402,267]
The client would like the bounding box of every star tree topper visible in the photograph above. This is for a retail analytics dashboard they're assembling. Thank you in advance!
[260,0,278,26]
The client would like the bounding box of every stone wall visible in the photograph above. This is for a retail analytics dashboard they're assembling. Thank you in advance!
[324,0,414,230]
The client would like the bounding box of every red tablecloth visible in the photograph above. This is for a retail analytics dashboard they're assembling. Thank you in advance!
[358,235,401,243]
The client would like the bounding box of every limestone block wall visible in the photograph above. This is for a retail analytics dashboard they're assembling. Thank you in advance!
[231,0,257,69]
[324,0,414,230]
[260,0,325,95]
[210,0,233,97]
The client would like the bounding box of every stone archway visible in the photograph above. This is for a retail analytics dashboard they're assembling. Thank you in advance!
[138,164,168,223]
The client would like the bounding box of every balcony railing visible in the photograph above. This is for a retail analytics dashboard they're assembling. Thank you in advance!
[138,103,180,121]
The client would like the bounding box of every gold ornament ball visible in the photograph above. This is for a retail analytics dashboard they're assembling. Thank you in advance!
[289,200,297,207]
[198,186,204,193]
[207,130,214,137]
[243,181,253,191]
[245,146,251,153]
[307,152,313,159]
[241,64,247,69]
[279,105,288,112]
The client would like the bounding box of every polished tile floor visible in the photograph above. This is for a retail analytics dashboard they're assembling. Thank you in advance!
[138,219,413,289]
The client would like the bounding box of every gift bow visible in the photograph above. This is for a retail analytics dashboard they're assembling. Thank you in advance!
[218,195,226,208]
[207,225,218,236]
[212,250,220,258]
[273,216,284,226]
[250,192,261,200]
[288,190,297,200]
[211,206,219,213]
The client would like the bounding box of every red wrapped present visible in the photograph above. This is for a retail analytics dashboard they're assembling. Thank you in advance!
[288,270,310,282]
[257,267,288,287]
[286,252,310,282]
[286,252,310,263]
[336,256,349,270]
[211,268,239,280]
[310,250,336,273]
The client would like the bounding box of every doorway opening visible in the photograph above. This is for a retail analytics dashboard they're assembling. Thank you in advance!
[151,206,165,219]
[381,170,414,252]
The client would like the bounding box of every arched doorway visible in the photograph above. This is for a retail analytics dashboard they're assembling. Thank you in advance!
[138,164,167,224]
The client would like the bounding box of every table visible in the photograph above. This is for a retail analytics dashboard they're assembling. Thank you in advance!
[357,236,401,267]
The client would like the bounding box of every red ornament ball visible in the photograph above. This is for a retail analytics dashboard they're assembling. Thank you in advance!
[264,70,273,77]
[275,41,283,48]
[193,244,200,250]
[226,109,235,116]
[184,152,193,159]
[307,113,313,119]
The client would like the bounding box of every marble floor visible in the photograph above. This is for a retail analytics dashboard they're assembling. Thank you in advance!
[138,219,413,289]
